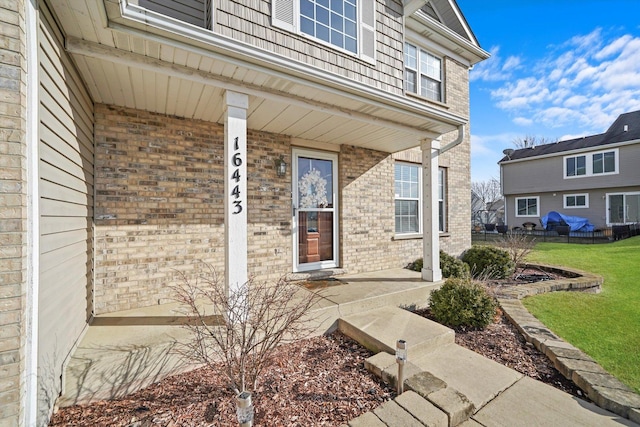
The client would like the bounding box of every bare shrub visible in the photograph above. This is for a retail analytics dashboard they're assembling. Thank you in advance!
[173,266,322,395]
[497,232,536,267]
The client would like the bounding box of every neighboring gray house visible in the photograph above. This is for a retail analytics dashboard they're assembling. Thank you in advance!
[500,110,640,230]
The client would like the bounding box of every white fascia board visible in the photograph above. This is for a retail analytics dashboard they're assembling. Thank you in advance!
[107,0,467,129]
[409,11,489,65]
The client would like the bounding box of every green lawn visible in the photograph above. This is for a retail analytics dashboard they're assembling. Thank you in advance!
[522,236,640,393]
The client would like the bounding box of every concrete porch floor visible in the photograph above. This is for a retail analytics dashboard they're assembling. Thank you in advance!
[58,268,439,408]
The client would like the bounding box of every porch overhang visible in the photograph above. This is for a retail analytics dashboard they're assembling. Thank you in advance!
[56,0,469,154]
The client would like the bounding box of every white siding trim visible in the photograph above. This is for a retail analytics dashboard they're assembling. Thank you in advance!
[25,2,40,425]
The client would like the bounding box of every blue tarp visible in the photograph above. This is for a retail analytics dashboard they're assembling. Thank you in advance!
[541,211,595,232]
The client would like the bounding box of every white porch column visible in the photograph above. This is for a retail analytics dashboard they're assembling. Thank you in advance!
[224,91,249,294]
[421,139,442,282]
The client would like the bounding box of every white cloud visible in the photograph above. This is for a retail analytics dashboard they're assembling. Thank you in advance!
[488,28,640,132]
[513,117,533,126]
[470,46,522,82]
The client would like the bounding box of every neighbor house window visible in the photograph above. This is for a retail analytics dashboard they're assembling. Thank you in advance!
[404,42,442,102]
[564,193,589,209]
[607,192,640,224]
[438,168,446,232]
[515,196,539,217]
[395,163,420,234]
[564,149,618,178]
[272,0,376,63]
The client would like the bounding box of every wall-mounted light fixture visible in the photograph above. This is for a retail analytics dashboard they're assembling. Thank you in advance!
[274,155,287,177]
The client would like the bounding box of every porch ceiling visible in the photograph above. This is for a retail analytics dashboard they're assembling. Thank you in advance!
[51,0,466,153]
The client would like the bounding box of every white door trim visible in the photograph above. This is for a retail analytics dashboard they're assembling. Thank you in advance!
[292,148,339,272]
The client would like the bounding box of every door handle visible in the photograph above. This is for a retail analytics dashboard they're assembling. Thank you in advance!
[293,205,297,217]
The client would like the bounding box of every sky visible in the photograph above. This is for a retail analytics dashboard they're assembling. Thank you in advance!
[455,0,640,183]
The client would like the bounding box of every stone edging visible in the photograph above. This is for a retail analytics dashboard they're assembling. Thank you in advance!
[496,264,640,423]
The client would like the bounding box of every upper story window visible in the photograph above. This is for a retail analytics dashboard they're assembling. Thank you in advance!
[300,0,357,53]
[515,196,539,217]
[564,149,618,179]
[404,42,442,102]
[272,0,376,63]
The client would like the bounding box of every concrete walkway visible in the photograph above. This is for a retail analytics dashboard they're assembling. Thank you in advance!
[339,305,638,427]
[59,268,640,426]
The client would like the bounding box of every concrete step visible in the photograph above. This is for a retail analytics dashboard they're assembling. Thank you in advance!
[338,306,454,355]
[413,344,522,411]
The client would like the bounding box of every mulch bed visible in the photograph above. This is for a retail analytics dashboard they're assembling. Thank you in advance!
[51,267,589,426]
[49,332,395,427]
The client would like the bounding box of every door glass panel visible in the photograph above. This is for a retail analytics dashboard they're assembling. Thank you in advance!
[609,195,624,223]
[296,156,335,267]
[297,157,333,208]
[627,195,640,223]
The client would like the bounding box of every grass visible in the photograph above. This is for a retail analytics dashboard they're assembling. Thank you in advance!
[522,236,640,393]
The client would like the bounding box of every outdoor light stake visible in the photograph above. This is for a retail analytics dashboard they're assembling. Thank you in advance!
[236,391,253,427]
[396,339,407,394]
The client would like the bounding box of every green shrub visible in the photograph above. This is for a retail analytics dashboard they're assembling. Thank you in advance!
[461,245,515,279]
[440,250,470,279]
[429,278,498,328]
[409,257,423,272]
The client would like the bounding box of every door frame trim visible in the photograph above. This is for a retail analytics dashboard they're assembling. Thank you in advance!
[292,148,339,272]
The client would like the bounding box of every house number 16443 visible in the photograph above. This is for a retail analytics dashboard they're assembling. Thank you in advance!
[231,137,243,214]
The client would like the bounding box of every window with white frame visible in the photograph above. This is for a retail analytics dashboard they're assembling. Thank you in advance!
[395,163,420,234]
[607,192,640,224]
[394,164,446,234]
[564,193,589,209]
[564,149,618,178]
[404,42,443,102]
[272,0,376,63]
[515,196,539,217]
[438,168,446,232]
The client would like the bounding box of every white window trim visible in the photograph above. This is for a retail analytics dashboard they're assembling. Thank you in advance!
[563,148,619,179]
[394,162,422,236]
[515,196,540,217]
[404,41,444,103]
[438,167,446,232]
[606,191,640,225]
[563,193,589,209]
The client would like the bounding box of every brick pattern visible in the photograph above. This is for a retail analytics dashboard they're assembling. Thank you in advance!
[215,0,405,95]
[0,0,27,424]
[94,105,293,313]
[94,53,472,312]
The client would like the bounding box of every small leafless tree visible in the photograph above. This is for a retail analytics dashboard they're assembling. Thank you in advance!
[512,135,558,149]
[472,178,502,224]
[173,266,322,395]
[497,233,536,267]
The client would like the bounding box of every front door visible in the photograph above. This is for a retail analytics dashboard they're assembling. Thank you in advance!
[292,149,339,272]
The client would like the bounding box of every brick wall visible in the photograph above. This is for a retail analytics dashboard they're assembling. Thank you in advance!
[0,0,27,424]
[94,105,292,313]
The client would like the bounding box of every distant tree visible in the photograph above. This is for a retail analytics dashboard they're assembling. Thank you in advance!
[512,135,557,149]
[472,178,502,225]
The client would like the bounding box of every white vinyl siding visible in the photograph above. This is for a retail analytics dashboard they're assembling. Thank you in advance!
[272,0,376,63]
[564,193,589,209]
[38,3,94,423]
[515,196,539,217]
[564,149,619,179]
